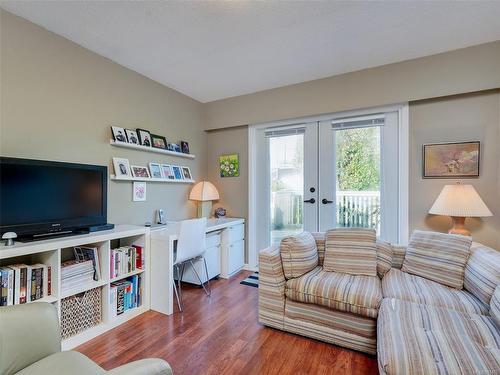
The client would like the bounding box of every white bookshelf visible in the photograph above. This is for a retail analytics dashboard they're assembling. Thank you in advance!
[0,225,150,350]
[110,139,195,159]
[111,175,195,184]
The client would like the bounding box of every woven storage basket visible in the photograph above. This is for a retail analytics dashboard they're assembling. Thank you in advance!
[61,287,102,339]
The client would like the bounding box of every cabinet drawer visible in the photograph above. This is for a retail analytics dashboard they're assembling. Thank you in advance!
[206,232,221,248]
[226,223,244,243]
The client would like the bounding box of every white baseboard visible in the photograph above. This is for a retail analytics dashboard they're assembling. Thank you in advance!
[243,264,258,272]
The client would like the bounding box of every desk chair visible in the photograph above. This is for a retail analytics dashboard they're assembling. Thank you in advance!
[173,217,211,311]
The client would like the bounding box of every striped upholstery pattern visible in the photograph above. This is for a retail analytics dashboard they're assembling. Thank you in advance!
[383,268,489,315]
[284,310,377,355]
[376,240,393,278]
[378,298,500,375]
[311,232,326,266]
[280,232,318,279]
[464,242,500,305]
[323,228,377,276]
[285,299,376,339]
[391,245,406,269]
[258,245,286,330]
[491,285,500,329]
[286,267,382,318]
[402,230,472,289]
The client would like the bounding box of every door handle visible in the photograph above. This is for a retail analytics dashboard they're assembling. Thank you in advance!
[303,198,316,204]
[322,198,334,204]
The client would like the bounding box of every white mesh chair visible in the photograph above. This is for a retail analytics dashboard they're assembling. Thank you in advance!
[173,217,210,311]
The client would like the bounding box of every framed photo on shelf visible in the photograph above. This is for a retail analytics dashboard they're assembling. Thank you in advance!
[172,165,183,180]
[112,157,131,178]
[136,129,152,147]
[180,141,190,154]
[111,126,128,143]
[160,164,174,179]
[131,165,150,178]
[149,163,162,179]
[181,166,192,180]
[423,141,480,178]
[151,134,167,149]
[125,129,139,145]
[133,181,146,202]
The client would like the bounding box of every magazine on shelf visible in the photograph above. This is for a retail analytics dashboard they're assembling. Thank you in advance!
[74,246,101,281]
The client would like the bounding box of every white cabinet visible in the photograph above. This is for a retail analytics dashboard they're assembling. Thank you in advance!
[221,223,245,278]
[180,232,221,285]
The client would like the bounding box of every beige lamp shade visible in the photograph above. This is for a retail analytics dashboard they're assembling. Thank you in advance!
[189,181,220,202]
[429,183,492,218]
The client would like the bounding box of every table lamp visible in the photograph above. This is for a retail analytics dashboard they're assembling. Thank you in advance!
[189,181,220,218]
[429,182,492,236]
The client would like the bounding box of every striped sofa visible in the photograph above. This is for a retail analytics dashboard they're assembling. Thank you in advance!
[258,231,500,374]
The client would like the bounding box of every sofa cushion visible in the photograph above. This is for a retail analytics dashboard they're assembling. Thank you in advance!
[464,242,500,305]
[285,266,382,318]
[378,298,500,375]
[280,232,318,279]
[402,230,472,289]
[382,268,489,315]
[323,228,377,277]
[491,285,500,329]
[376,240,393,278]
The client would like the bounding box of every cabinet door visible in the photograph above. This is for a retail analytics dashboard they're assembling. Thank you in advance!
[180,245,221,284]
[228,239,245,276]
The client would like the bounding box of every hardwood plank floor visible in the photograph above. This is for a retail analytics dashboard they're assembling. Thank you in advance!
[77,271,379,375]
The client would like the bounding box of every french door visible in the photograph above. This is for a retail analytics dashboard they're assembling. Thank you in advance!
[248,105,408,266]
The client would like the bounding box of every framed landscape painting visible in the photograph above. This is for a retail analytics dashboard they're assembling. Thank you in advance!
[423,141,480,178]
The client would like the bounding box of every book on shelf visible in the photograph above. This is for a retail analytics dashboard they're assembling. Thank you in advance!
[109,274,142,317]
[110,245,144,279]
[0,263,51,306]
[61,259,95,294]
[74,246,101,281]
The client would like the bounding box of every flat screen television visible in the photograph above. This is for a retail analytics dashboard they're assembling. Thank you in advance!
[0,157,110,240]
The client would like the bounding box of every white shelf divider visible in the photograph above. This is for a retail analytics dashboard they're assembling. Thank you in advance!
[110,139,195,159]
[110,175,195,184]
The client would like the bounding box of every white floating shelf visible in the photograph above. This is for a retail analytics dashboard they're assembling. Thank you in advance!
[110,140,195,159]
[110,175,195,184]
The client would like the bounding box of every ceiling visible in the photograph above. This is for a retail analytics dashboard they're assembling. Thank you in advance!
[2,1,500,103]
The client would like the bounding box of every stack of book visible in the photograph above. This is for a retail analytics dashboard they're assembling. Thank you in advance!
[109,274,142,317]
[110,245,144,279]
[0,264,50,306]
[61,260,95,294]
[61,246,102,294]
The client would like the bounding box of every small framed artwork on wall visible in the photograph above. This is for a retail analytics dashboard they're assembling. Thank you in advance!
[136,129,152,147]
[149,163,163,179]
[112,157,131,178]
[111,126,128,142]
[125,129,139,145]
[151,134,167,149]
[423,141,480,178]
[181,166,192,180]
[180,141,190,154]
[161,164,174,179]
[133,181,146,202]
[172,165,183,180]
[131,165,150,178]
[219,153,239,177]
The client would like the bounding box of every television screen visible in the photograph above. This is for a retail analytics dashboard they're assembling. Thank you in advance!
[0,157,107,237]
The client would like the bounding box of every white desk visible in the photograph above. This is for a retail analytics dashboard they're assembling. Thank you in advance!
[150,217,245,315]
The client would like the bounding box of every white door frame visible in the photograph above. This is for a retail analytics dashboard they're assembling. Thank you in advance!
[247,103,409,269]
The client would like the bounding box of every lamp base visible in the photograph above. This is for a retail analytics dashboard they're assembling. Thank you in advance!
[448,216,470,236]
[197,201,213,218]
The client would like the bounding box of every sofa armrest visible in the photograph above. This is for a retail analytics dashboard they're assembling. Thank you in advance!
[258,245,286,329]
[0,302,61,375]
[107,359,172,375]
[391,245,407,269]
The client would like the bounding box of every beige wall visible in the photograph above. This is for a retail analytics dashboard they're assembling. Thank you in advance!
[0,10,206,225]
[409,90,500,249]
[205,41,500,130]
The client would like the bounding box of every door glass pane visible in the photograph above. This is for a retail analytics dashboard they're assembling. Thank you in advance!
[270,134,304,244]
[335,126,381,232]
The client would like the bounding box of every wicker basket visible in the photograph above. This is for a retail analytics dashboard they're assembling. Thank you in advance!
[61,287,102,339]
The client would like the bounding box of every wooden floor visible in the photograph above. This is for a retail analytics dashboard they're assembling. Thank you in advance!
[77,271,378,375]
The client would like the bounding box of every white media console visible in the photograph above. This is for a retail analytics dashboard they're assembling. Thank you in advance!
[0,225,150,350]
